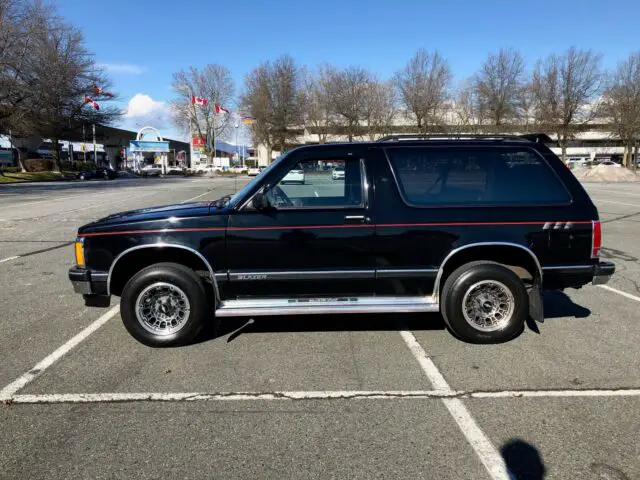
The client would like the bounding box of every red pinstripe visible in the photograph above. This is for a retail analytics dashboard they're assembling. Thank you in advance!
[78,220,593,238]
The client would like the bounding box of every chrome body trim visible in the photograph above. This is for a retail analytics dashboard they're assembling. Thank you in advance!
[106,243,219,301]
[542,265,593,271]
[376,268,438,278]
[214,272,229,282]
[228,269,375,281]
[432,242,543,301]
[216,295,439,317]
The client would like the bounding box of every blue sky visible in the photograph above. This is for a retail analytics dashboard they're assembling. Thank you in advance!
[58,0,640,141]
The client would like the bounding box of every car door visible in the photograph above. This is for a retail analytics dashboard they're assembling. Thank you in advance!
[224,146,375,299]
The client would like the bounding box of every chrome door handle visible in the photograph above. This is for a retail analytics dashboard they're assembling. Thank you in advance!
[344,215,366,224]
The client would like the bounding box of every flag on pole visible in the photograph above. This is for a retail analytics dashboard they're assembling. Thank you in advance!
[191,96,208,106]
[92,84,114,97]
[83,96,100,110]
[215,103,229,114]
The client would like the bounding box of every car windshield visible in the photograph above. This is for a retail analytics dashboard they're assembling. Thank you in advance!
[227,156,282,207]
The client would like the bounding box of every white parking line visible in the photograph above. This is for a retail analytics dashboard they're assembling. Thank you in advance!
[398,330,511,480]
[599,284,640,302]
[7,388,640,404]
[0,305,120,402]
[181,190,213,203]
[470,389,640,398]
[0,255,20,263]
[595,199,640,208]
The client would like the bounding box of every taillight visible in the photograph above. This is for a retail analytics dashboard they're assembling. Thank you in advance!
[592,220,602,258]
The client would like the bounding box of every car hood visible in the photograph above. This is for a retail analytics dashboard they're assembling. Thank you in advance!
[78,201,223,233]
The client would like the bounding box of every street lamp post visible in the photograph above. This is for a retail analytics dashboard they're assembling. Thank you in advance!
[92,123,97,165]
[234,123,239,166]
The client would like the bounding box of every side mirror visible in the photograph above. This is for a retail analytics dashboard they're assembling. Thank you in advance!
[252,190,270,210]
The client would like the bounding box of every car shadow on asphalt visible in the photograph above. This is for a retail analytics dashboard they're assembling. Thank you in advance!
[199,312,447,344]
[525,290,591,335]
[196,291,591,344]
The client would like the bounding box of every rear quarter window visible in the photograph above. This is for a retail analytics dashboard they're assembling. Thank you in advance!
[386,146,571,207]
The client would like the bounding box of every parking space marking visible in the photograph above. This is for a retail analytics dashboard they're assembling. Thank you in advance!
[0,255,20,263]
[470,389,640,398]
[599,284,640,302]
[181,190,215,203]
[398,329,510,480]
[0,305,120,402]
[594,199,640,208]
[6,387,640,405]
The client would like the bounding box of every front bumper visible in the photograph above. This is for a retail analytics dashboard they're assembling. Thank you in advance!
[69,266,109,295]
[592,261,615,285]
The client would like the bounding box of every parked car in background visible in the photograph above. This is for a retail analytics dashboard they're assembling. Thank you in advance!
[141,164,162,176]
[195,164,222,174]
[229,165,247,174]
[282,168,305,184]
[599,160,621,167]
[77,167,118,181]
[332,166,345,180]
[166,166,186,175]
[247,167,261,176]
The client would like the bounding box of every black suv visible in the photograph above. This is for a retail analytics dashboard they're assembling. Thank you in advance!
[69,135,615,346]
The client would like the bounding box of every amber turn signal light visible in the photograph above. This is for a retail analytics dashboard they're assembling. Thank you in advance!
[74,238,85,267]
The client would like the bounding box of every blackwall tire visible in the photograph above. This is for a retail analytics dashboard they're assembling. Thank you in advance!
[441,261,527,344]
[120,262,210,347]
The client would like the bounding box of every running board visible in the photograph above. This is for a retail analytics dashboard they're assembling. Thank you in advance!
[215,296,439,317]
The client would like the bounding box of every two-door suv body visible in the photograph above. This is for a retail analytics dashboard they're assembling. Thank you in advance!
[69,135,615,346]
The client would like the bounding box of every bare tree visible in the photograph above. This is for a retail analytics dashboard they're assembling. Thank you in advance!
[394,49,451,132]
[532,47,602,162]
[362,78,397,140]
[24,14,120,170]
[242,55,304,157]
[171,64,234,161]
[454,79,484,133]
[323,65,372,142]
[474,48,526,126]
[301,66,332,144]
[600,52,640,167]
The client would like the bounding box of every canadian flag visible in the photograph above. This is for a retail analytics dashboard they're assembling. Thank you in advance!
[84,96,100,110]
[92,84,114,98]
[215,103,229,114]
[191,95,208,106]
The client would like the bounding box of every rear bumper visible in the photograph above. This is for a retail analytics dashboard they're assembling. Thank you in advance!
[592,261,615,285]
[542,261,615,289]
[68,266,109,295]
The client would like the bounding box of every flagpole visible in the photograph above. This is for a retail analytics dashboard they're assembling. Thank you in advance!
[92,124,97,165]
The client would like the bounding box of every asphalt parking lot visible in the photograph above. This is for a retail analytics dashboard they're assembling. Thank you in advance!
[0,177,639,479]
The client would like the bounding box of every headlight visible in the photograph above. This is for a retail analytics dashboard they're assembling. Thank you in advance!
[74,237,85,267]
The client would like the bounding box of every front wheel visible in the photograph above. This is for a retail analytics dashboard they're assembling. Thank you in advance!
[441,261,527,343]
[120,262,210,347]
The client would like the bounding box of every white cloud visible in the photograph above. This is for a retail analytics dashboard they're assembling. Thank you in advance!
[100,63,146,74]
[122,93,173,132]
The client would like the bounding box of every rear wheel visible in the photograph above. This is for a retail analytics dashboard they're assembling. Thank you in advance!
[441,261,527,343]
[120,262,210,347]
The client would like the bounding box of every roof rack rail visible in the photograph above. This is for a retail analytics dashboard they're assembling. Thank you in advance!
[376,133,554,143]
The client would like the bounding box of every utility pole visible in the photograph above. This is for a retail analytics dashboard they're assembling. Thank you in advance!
[92,124,97,165]
[82,124,87,162]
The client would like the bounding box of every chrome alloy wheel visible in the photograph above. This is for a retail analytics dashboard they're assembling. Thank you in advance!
[462,280,515,332]
[135,282,191,336]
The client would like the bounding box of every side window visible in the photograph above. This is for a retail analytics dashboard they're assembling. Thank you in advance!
[266,158,363,208]
[386,147,571,206]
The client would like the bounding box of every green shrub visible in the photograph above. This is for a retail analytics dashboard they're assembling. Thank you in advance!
[1,166,21,173]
